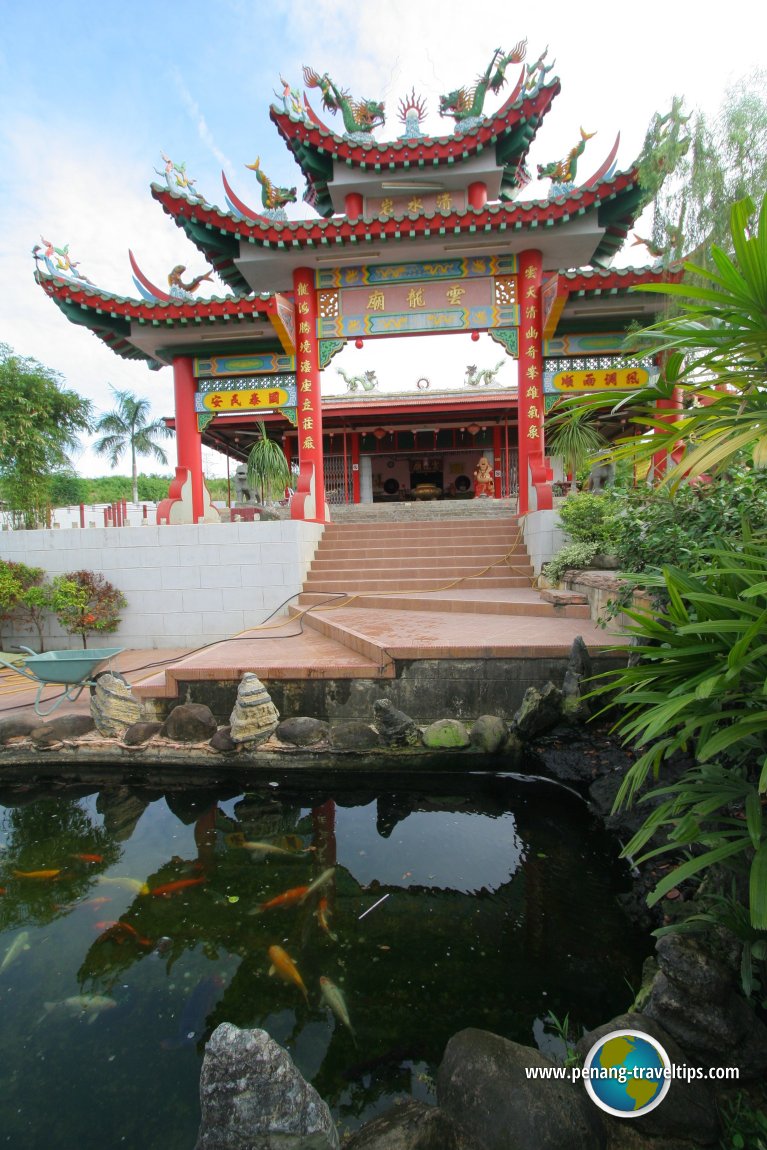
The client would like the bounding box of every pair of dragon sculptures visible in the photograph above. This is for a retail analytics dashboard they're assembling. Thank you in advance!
[335,362,505,393]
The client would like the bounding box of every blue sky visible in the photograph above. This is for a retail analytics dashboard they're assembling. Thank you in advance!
[1,0,764,477]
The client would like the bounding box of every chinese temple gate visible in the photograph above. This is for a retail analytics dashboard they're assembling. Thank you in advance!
[35,45,680,523]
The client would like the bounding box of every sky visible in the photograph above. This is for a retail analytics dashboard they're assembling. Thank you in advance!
[1,0,764,478]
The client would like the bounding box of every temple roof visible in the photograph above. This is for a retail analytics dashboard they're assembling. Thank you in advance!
[269,77,560,217]
[153,165,646,296]
[35,269,288,366]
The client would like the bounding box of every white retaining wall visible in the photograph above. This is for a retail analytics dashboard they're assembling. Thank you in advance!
[521,508,567,575]
[0,521,324,650]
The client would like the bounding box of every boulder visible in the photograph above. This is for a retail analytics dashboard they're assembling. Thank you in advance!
[276,717,329,747]
[209,726,238,753]
[90,672,142,737]
[437,1028,604,1150]
[229,674,280,747]
[645,953,767,1078]
[195,1022,339,1149]
[96,787,149,841]
[511,682,563,740]
[160,703,218,743]
[345,1099,469,1149]
[469,715,508,753]
[0,717,40,744]
[422,719,470,750]
[373,699,421,747]
[123,721,163,746]
[562,636,594,722]
[31,714,95,746]
[576,1013,719,1145]
[330,721,380,751]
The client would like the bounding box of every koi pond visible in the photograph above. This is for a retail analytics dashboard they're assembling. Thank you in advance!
[0,768,646,1148]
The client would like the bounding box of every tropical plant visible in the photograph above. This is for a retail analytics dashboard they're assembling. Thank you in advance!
[51,570,126,649]
[542,541,601,585]
[0,344,92,524]
[556,492,619,549]
[93,388,173,504]
[596,538,767,930]
[246,422,290,504]
[545,406,608,494]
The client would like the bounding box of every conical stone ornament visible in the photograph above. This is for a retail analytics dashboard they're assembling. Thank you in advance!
[90,673,142,738]
[229,673,280,746]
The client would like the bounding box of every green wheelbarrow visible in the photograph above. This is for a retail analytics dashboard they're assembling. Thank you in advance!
[0,646,124,716]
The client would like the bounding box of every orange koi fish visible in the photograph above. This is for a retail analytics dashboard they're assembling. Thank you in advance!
[315,897,338,941]
[71,853,104,863]
[0,887,6,895]
[267,945,308,1002]
[13,869,61,880]
[95,921,153,946]
[254,885,310,914]
[82,896,112,908]
[148,876,207,898]
[94,920,119,931]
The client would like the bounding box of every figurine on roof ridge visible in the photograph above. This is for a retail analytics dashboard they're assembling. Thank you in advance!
[156,153,208,204]
[245,157,297,219]
[439,42,527,131]
[275,75,305,120]
[168,264,213,301]
[336,367,379,393]
[302,65,385,141]
[33,238,93,285]
[524,47,556,95]
[537,128,596,195]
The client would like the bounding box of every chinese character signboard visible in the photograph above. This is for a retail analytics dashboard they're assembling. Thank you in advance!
[195,375,296,413]
[544,367,657,393]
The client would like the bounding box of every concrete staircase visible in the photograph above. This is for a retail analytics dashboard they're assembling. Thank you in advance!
[299,516,533,597]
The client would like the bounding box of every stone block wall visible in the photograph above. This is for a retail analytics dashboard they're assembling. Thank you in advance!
[0,520,324,650]
[520,508,567,574]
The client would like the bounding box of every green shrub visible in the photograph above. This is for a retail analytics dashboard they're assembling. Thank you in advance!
[557,492,619,548]
[543,541,601,585]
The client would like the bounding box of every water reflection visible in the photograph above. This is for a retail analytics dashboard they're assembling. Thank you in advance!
[0,773,645,1149]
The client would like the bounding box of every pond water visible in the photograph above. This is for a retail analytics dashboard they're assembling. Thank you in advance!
[0,768,646,1148]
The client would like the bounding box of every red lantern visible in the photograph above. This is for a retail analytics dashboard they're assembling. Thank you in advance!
[470,330,480,342]
[355,338,364,349]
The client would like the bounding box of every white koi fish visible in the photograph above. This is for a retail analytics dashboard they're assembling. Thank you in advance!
[299,867,336,904]
[1,930,30,973]
[320,975,356,1042]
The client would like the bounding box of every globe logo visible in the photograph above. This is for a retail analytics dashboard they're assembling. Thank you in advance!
[582,1029,671,1117]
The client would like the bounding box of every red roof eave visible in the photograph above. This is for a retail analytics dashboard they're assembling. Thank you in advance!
[153,167,640,250]
[268,79,560,171]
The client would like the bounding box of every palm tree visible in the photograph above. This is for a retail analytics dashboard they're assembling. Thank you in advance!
[93,388,173,504]
[246,422,290,505]
[545,407,608,494]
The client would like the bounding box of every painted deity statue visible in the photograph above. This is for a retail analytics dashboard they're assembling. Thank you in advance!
[537,128,596,193]
[464,361,505,387]
[336,367,379,393]
[245,157,297,219]
[473,456,495,498]
[303,65,385,139]
[439,42,527,130]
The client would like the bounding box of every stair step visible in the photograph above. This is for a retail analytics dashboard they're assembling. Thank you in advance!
[296,591,592,620]
[310,555,531,571]
[303,575,532,591]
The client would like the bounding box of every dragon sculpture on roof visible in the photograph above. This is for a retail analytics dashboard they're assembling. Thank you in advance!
[302,66,385,140]
[439,42,527,130]
[245,157,297,218]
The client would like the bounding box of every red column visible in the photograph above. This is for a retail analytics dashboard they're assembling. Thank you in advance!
[468,181,488,210]
[351,432,361,503]
[344,192,364,220]
[173,356,205,522]
[517,250,552,514]
[291,268,328,522]
[492,425,503,498]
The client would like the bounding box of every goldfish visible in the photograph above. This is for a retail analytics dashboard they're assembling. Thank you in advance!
[0,887,6,895]
[320,976,356,1042]
[13,868,61,880]
[71,853,104,863]
[81,896,112,908]
[314,897,338,941]
[39,994,117,1024]
[267,945,308,1002]
[94,920,119,931]
[253,885,310,914]
[299,867,336,904]
[148,876,207,897]
[95,876,150,896]
[95,921,153,946]
[1,931,31,973]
